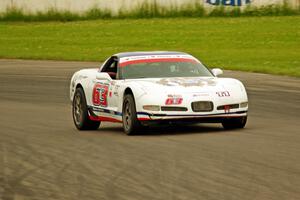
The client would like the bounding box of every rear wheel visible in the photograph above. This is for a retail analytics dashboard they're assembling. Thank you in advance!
[122,94,142,135]
[73,87,100,130]
[222,116,247,130]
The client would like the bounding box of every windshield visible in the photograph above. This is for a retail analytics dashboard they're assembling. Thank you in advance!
[119,59,213,79]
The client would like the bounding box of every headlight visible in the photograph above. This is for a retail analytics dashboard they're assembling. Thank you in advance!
[240,102,248,108]
[143,105,160,111]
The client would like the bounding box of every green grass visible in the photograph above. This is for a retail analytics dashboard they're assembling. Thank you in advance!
[0,16,299,77]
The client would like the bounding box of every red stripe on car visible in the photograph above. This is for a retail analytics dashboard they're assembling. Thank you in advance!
[119,58,197,67]
[89,115,122,123]
[138,118,151,121]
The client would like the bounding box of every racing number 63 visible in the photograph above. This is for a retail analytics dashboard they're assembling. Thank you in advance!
[92,83,108,107]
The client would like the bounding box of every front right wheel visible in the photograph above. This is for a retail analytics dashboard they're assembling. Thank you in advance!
[222,116,247,130]
[122,94,142,135]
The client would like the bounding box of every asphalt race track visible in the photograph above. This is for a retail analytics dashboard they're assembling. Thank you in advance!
[0,59,299,200]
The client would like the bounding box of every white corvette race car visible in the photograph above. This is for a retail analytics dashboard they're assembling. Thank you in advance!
[70,51,248,135]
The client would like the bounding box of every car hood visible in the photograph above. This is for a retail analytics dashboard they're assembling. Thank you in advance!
[125,77,244,95]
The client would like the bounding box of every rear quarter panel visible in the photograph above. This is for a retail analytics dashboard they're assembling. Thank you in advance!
[70,69,98,104]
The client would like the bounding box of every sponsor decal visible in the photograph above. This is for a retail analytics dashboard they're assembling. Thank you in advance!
[216,91,230,97]
[193,93,209,97]
[113,85,120,97]
[206,0,251,6]
[92,83,109,107]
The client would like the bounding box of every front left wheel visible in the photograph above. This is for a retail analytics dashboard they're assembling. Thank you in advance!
[72,87,100,130]
[122,94,142,135]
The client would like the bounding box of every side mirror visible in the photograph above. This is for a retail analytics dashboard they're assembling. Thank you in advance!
[96,72,112,81]
[211,68,223,77]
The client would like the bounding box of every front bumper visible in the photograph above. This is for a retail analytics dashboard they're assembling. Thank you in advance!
[137,110,248,121]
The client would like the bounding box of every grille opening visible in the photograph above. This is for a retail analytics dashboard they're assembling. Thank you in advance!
[217,104,239,110]
[161,106,188,112]
[191,101,213,112]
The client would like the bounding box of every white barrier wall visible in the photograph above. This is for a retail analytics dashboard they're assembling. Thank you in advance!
[0,0,299,13]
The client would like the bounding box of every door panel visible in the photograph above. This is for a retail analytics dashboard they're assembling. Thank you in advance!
[92,82,109,107]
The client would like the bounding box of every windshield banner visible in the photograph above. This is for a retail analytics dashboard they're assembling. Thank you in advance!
[119,55,199,67]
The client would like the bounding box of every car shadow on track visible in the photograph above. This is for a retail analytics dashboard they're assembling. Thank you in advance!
[97,123,228,136]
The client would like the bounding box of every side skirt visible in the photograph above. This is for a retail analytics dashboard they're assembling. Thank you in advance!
[88,106,122,123]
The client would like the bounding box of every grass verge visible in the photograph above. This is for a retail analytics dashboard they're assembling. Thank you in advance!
[0,16,299,77]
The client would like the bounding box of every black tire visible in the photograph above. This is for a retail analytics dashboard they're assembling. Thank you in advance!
[222,116,247,130]
[122,94,142,135]
[72,87,100,130]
